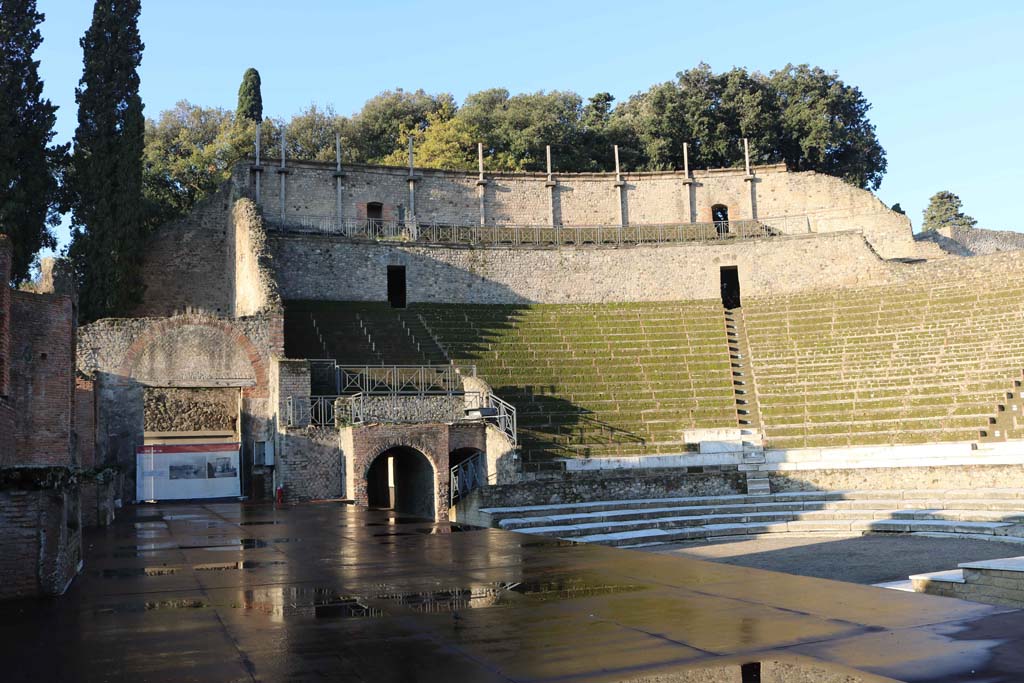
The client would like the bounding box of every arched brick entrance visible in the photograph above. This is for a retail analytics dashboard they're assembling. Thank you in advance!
[366,446,436,520]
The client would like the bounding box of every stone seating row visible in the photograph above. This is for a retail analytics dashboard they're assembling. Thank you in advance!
[481,490,1024,548]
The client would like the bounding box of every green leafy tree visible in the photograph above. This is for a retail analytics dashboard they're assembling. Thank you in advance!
[143,101,253,223]
[382,103,481,170]
[457,89,586,171]
[921,191,977,232]
[0,0,66,284]
[348,89,453,162]
[67,0,145,321]
[236,67,262,123]
[771,64,885,190]
[612,63,885,189]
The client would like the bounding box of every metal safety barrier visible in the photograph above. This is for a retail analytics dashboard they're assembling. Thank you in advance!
[267,216,810,247]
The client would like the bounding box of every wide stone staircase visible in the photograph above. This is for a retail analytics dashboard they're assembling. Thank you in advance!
[745,280,1024,449]
[480,489,1024,547]
[417,302,738,468]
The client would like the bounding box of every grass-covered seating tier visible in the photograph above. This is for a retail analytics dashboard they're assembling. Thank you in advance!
[745,281,1024,449]
[416,302,736,463]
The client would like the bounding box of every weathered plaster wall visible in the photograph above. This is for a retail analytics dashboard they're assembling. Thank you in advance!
[268,231,889,304]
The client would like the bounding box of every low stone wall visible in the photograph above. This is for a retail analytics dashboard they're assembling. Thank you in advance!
[456,469,745,526]
[769,463,1024,492]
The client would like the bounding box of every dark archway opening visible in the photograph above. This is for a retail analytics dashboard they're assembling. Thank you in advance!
[366,201,384,228]
[712,204,730,236]
[366,446,435,520]
[720,266,741,309]
[387,265,406,308]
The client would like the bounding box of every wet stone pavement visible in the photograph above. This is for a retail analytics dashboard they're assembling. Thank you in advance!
[4,502,1024,682]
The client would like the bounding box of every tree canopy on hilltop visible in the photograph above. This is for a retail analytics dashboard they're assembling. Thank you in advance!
[142,63,888,223]
[922,191,977,232]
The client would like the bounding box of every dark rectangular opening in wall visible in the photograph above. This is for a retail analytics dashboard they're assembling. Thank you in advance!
[720,266,741,309]
[387,266,407,308]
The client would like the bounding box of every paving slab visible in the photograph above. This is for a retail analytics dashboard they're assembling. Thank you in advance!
[4,501,1024,682]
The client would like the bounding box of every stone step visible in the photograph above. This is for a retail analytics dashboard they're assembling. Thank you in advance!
[483,490,1024,523]
[511,511,805,538]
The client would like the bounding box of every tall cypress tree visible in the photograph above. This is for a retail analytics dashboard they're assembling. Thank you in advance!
[68,0,145,321]
[0,0,65,284]
[237,67,262,123]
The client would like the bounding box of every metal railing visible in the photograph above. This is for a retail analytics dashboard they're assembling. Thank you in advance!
[285,395,343,428]
[267,215,809,246]
[309,362,473,395]
[450,451,487,504]
[488,394,518,447]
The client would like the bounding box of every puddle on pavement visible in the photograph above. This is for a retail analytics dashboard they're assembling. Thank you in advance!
[133,522,169,530]
[377,583,517,613]
[508,576,646,602]
[232,586,384,620]
[520,539,578,548]
[239,520,284,526]
[144,598,206,610]
[99,567,177,578]
[415,525,485,535]
[194,560,287,571]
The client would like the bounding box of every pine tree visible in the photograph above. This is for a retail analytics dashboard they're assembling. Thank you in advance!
[237,67,262,123]
[0,0,65,284]
[921,191,977,233]
[68,0,145,321]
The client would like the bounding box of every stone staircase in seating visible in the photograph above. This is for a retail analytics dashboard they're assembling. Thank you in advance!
[480,489,1024,548]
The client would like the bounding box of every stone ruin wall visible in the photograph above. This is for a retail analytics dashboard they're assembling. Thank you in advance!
[268,231,892,304]
[143,387,238,433]
[243,160,916,258]
[77,312,282,500]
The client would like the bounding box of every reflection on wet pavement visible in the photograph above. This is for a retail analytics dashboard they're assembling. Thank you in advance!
[4,501,1024,682]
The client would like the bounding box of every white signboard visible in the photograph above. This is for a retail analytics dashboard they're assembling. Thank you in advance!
[136,443,241,501]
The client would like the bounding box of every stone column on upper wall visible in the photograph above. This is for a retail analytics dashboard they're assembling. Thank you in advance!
[476,142,487,226]
[276,129,289,223]
[251,125,264,205]
[545,145,559,226]
[333,133,345,228]
[407,137,419,237]
[682,143,695,223]
[743,138,757,220]
[613,145,627,227]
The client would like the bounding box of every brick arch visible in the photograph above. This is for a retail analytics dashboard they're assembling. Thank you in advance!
[363,442,439,480]
[118,314,269,399]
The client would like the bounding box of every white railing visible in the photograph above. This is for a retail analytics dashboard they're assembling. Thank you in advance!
[266,216,810,246]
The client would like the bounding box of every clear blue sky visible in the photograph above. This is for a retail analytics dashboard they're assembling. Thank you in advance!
[36,0,1024,250]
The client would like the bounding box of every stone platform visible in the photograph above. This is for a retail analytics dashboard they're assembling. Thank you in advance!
[4,501,1024,682]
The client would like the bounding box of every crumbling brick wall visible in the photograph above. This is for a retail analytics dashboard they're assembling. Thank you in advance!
[9,290,76,468]
[0,479,81,599]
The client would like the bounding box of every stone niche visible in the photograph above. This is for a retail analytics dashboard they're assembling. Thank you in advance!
[143,387,238,433]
